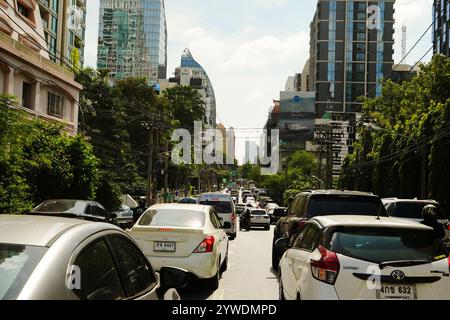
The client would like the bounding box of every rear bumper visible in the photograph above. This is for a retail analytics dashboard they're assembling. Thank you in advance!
[147,253,219,280]
[251,222,270,227]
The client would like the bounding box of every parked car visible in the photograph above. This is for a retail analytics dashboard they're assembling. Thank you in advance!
[128,204,229,289]
[272,190,388,270]
[30,200,117,225]
[277,215,450,300]
[198,193,237,240]
[382,198,450,248]
[0,215,188,300]
[114,204,134,229]
[250,209,271,230]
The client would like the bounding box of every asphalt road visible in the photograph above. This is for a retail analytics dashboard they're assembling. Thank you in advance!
[178,225,279,300]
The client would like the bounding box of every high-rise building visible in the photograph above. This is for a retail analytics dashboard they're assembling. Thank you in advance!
[309,0,394,181]
[170,49,217,128]
[97,0,168,84]
[433,0,450,57]
[310,0,394,117]
[38,0,86,68]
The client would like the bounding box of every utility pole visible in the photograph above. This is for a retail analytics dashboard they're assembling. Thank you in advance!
[421,144,427,199]
[164,140,169,202]
[154,126,160,203]
[147,126,154,206]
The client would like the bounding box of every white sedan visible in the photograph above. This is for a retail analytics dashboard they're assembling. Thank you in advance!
[277,215,450,300]
[128,204,229,289]
[250,209,271,230]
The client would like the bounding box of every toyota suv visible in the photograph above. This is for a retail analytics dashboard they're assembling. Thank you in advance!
[272,190,388,270]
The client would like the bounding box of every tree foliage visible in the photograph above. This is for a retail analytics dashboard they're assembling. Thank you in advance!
[340,55,450,210]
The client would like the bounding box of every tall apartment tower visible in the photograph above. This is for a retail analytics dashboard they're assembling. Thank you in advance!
[309,0,395,181]
[97,0,168,84]
[310,0,395,117]
[433,0,450,57]
[38,0,86,68]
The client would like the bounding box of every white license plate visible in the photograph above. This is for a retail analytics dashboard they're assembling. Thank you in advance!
[154,242,176,253]
[377,284,417,300]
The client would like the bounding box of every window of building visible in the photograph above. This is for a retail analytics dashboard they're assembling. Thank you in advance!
[22,82,32,109]
[47,91,64,118]
[16,0,36,24]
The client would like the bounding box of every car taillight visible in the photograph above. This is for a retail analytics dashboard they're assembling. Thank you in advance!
[231,213,236,222]
[446,223,450,231]
[310,246,340,285]
[298,220,307,230]
[193,236,215,254]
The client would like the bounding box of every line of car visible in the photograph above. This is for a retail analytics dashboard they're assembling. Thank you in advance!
[273,190,450,300]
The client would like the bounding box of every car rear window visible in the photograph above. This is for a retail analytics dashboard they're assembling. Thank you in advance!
[32,200,84,213]
[251,210,266,215]
[138,209,205,228]
[308,195,386,217]
[0,244,48,300]
[328,227,447,264]
[389,202,448,220]
[198,201,232,213]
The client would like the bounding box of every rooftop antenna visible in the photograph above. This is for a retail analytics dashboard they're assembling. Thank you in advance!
[402,25,407,60]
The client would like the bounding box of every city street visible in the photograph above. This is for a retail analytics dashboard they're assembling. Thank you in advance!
[179,225,278,300]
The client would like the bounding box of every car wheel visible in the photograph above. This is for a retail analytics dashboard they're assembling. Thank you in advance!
[278,272,285,300]
[265,225,270,231]
[229,233,236,241]
[207,260,221,290]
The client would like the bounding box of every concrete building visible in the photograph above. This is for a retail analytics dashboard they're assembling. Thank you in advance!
[285,74,301,92]
[38,0,86,68]
[392,63,419,83]
[0,0,82,133]
[97,0,168,84]
[433,0,450,57]
[170,49,217,128]
[309,0,395,180]
[300,60,311,92]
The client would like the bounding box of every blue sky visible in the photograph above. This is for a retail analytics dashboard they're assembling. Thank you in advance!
[85,0,434,163]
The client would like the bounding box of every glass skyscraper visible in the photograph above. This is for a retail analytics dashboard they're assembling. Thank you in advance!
[433,0,450,57]
[310,0,394,116]
[174,49,216,127]
[97,0,167,84]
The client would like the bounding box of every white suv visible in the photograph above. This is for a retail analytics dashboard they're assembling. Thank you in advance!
[198,193,237,240]
[277,215,450,300]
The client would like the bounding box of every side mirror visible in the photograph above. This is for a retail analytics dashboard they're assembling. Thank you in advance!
[159,267,189,294]
[275,237,290,252]
[222,222,232,229]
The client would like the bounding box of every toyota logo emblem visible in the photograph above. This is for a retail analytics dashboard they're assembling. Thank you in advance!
[391,270,406,281]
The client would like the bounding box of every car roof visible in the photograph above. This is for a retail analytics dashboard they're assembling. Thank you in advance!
[382,198,438,204]
[149,203,210,213]
[0,215,104,247]
[311,215,431,230]
[304,190,377,197]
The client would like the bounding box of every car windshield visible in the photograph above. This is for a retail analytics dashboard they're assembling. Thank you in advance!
[198,201,232,213]
[138,209,205,228]
[389,202,448,220]
[32,200,86,214]
[251,210,266,215]
[308,195,386,217]
[0,244,48,300]
[329,227,447,264]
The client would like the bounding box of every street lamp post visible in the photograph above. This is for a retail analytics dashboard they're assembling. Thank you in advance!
[363,123,426,199]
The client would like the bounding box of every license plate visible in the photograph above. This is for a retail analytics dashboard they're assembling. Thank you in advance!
[154,242,176,253]
[377,284,417,300]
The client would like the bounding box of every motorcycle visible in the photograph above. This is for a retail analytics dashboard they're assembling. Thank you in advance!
[239,213,251,231]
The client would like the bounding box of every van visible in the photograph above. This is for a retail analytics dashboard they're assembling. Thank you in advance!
[198,193,237,240]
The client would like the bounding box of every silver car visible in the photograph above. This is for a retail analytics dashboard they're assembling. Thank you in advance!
[0,215,188,300]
